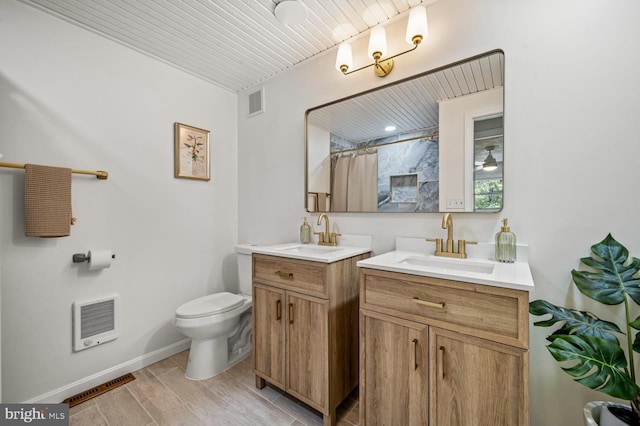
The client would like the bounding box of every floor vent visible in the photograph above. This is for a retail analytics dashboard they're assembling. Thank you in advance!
[62,373,135,407]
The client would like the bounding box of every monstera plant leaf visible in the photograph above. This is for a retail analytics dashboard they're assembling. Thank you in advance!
[531,234,640,417]
[547,334,640,400]
[632,316,640,353]
[572,233,640,305]
[529,300,621,342]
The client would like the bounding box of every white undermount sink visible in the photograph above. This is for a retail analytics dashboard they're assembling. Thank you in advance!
[398,255,495,274]
[250,235,372,263]
[356,237,534,292]
[280,244,343,255]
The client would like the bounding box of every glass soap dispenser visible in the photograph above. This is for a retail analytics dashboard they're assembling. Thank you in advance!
[495,218,516,263]
[299,217,311,244]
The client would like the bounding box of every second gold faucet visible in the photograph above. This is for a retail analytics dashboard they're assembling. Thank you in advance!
[426,213,476,258]
[315,214,341,246]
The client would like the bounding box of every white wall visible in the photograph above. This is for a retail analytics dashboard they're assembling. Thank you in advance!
[0,1,238,402]
[238,0,640,425]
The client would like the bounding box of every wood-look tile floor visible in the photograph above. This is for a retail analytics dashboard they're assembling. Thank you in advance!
[69,350,359,426]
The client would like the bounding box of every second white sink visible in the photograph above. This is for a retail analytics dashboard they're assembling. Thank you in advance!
[356,237,534,292]
[398,255,495,274]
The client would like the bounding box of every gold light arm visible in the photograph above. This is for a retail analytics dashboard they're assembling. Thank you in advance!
[339,40,421,77]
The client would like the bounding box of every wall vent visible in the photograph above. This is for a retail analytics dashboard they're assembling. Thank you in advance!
[248,87,265,117]
[73,295,119,352]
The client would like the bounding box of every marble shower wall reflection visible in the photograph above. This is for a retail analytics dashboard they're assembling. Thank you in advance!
[330,131,439,212]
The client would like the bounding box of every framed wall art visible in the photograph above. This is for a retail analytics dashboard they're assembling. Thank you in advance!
[174,122,210,181]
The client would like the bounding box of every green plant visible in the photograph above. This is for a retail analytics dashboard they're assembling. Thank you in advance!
[530,234,640,424]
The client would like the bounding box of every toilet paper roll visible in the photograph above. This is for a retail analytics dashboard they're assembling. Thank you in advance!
[88,249,113,270]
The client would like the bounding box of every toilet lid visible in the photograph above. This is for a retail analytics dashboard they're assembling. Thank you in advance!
[176,292,245,319]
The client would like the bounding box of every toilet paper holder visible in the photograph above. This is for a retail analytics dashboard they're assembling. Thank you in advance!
[72,252,116,263]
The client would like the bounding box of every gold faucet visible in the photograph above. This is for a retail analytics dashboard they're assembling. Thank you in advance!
[314,214,341,246]
[426,213,476,258]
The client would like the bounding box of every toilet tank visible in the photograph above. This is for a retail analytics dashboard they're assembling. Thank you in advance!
[235,244,255,296]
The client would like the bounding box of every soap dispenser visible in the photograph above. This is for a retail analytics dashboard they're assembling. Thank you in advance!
[299,217,311,244]
[495,218,516,263]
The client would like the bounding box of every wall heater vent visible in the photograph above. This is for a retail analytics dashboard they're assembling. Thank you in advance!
[73,295,119,352]
[248,87,265,117]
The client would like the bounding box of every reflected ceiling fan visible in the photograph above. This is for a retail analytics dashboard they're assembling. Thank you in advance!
[475,146,501,171]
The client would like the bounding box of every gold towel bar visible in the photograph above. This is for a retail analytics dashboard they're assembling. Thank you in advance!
[0,161,108,180]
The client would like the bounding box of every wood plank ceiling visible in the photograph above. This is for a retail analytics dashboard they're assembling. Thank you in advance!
[18,0,438,93]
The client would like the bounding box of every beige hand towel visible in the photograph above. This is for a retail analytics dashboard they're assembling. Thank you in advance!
[24,164,72,237]
[316,192,328,212]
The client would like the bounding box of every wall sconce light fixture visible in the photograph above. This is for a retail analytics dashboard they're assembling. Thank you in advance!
[335,5,428,77]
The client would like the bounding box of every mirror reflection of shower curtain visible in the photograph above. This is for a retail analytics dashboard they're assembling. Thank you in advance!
[331,151,378,211]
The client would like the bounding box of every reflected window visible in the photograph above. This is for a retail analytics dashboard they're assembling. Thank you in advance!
[473,116,503,212]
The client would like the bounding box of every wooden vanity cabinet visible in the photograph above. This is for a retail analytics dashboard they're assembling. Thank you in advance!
[360,310,429,426]
[359,268,529,426]
[252,252,369,426]
[430,327,527,425]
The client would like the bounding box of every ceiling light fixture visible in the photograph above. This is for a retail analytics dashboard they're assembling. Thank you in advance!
[482,146,498,171]
[335,5,428,78]
[274,0,308,26]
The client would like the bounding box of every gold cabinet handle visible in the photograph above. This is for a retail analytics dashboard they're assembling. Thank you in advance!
[438,346,445,380]
[412,297,445,309]
[276,300,281,320]
[412,339,418,370]
[275,270,294,280]
[288,303,294,325]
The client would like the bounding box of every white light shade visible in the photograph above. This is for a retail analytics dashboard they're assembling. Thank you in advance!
[405,5,428,44]
[335,42,353,72]
[368,26,388,58]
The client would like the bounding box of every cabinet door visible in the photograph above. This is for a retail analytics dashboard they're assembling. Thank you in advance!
[286,291,328,409]
[430,327,528,426]
[253,284,286,388]
[360,310,429,426]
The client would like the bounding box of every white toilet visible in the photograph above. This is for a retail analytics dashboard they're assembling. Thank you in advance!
[174,244,254,380]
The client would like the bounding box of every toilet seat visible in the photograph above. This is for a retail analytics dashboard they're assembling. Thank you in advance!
[176,292,245,319]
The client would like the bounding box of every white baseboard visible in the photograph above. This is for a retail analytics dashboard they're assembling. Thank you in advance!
[26,339,191,404]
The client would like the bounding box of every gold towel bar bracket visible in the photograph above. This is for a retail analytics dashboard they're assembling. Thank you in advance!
[0,161,108,180]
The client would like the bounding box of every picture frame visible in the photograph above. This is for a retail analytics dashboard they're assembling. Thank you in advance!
[174,122,210,181]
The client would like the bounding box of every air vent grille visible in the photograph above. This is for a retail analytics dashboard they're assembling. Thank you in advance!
[248,87,264,116]
[63,373,135,407]
[73,295,119,352]
[81,300,115,339]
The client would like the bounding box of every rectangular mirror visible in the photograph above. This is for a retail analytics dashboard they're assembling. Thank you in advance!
[305,50,504,213]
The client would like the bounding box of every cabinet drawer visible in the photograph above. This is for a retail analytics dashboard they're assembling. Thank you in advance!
[253,254,326,297]
[361,269,528,347]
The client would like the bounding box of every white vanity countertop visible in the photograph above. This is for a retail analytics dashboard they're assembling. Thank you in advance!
[251,234,373,264]
[357,237,534,292]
